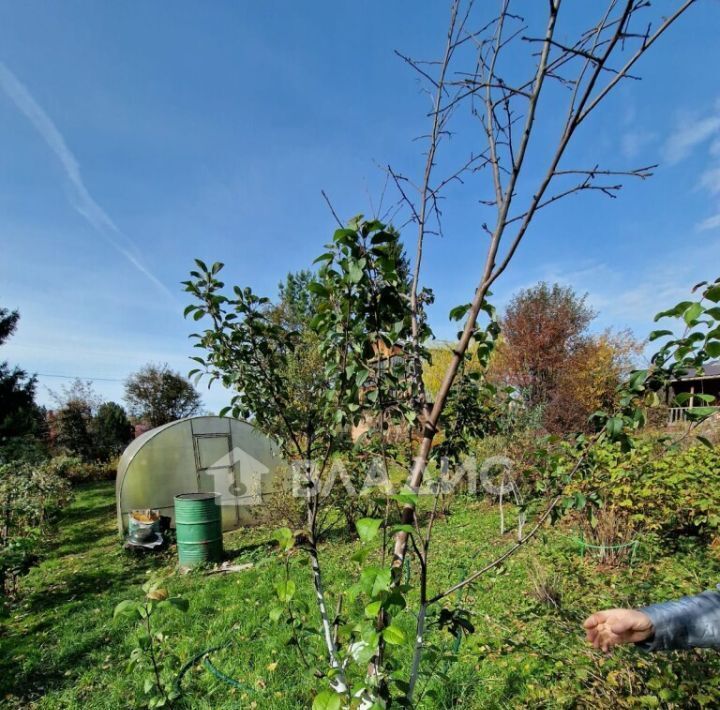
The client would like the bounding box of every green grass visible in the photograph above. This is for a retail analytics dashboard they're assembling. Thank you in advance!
[3,482,720,708]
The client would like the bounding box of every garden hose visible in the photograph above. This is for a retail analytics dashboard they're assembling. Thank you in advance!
[173,643,253,694]
[202,655,252,690]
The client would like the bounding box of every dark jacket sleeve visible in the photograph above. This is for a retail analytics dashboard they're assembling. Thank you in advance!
[637,585,720,651]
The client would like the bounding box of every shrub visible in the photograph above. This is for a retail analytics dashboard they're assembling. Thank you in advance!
[0,460,71,595]
[573,439,720,540]
[45,454,117,483]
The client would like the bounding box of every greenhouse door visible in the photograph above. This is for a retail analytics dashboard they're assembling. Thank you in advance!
[192,433,240,527]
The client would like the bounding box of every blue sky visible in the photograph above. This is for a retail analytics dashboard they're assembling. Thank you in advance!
[1,1,719,414]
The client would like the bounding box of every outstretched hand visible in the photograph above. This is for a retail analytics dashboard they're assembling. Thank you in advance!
[583,608,654,652]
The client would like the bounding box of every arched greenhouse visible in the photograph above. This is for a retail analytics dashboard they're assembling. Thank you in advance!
[116,416,287,534]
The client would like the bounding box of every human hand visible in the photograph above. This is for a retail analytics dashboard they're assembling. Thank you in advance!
[583,608,654,652]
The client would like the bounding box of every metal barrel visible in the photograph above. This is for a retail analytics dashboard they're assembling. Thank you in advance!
[174,492,223,566]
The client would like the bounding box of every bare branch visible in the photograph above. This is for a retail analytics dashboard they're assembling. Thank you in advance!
[387,166,421,226]
[504,164,656,225]
[394,50,443,91]
[553,164,656,178]
[320,189,343,228]
[578,0,697,124]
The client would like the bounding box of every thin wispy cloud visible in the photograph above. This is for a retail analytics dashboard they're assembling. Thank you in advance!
[660,100,720,233]
[697,166,720,231]
[663,115,720,165]
[697,213,720,232]
[700,167,720,195]
[0,62,175,301]
[620,129,658,160]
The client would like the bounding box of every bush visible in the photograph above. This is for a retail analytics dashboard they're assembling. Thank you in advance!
[44,454,117,483]
[0,460,72,596]
[573,439,720,540]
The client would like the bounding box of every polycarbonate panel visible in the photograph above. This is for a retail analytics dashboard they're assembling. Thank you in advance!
[116,416,286,534]
[195,435,232,470]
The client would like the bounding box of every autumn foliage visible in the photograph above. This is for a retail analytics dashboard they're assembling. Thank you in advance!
[489,283,641,433]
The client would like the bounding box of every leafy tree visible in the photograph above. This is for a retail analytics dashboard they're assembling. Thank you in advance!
[489,283,638,432]
[274,270,320,330]
[492,282,595,407]
[50,379,100,460]
[92,402,133,460]
[0,308,46,462]
[550,329,642,433]
[124,364,202,428]
[186,220,429,698]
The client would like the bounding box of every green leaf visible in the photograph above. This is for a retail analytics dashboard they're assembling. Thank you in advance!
[707,341,720,358]
[348,263,364,284]
[449,303,471,322]
[694,393,716,403]
[403,410,417,425]
[627,369,648,391]
[390,524,415,534]
[333,228,357,242]
[312,690,342,710]
[351,547,372,565]
[686,407,719,421]
[371,568,392,597]
[307,282,330,297]
[275,580,296,603]
[683,302,703,325]
[359,566,382,596]
[705,284,720,302]
[365,600,382,618]
[696,435,715,449]
[480,299,497,320]
[269,607,284,622]
[383,624,407,645]
[605,416,623,438]
[356,518,382,543]
[355,368,370,387]
[392,491,418,506]
[654,300,693,322]
[113,600,139,619]
[371,230,394,244]
[274,527,295,552]
[648,329,673,341]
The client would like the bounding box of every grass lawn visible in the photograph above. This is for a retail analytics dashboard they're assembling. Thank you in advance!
[2,481,720,708]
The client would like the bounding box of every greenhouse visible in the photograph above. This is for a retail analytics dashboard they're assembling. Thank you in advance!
[116,416,286,533]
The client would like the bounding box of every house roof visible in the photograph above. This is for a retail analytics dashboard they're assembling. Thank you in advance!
[675,361,720,380]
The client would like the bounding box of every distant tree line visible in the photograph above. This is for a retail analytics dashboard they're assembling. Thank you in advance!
[1,306,202,464]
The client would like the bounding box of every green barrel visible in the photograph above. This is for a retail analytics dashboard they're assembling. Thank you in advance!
[174,493,223,566]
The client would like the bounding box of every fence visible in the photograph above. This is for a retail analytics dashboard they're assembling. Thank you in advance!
[668,405,720,424]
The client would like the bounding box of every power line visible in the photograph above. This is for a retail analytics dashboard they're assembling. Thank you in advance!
[36,372,125,383]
